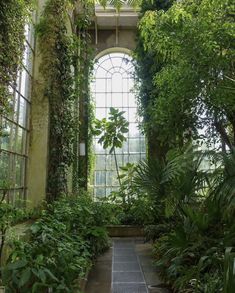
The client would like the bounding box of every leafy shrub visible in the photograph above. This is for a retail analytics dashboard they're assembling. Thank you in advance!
[107,162,156,225]
[2,194,110,292]
[137,148,235,292]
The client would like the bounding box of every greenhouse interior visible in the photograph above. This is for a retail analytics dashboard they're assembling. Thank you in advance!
[0,0,234,292]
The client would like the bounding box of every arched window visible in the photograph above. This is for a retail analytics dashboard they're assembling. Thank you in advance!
[92,52,146,198]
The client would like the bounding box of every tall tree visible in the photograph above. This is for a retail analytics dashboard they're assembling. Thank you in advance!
[138,0,235,152]
[134,0,174,162]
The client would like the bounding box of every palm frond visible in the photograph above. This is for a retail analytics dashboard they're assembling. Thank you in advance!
[134,158,164,198]
[209,151,235,212]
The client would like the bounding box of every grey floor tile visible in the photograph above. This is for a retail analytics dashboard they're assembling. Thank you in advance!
[114,249,136,257]
[114,254,138,262]
[113,262,141,272]
[113,272,145,283]
[112,283,147,293]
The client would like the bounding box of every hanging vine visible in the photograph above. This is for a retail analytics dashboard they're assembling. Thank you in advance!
[0,0,31,136]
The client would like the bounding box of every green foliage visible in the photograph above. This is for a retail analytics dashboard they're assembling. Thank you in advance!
[224,248,235,293]
[2,194,110,292]
[0,0,32,136]
[136,146,235,292]
[135,2,235,288]
[138,0,235,150]
[134,0,173,160]
[0,197,30,275]
[36,0,77,200]
[93,107,129,184]
[108,163,155,225]
[75,0,95,191]
[94,107,129,153]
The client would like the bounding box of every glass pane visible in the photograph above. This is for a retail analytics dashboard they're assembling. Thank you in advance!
[129,138,141,153]
[106,171,116,186]
[106,155,115,170]
[123,154,129,165]
[95,155,106,170]
[111,57,122,68]
[129,79,134,91]
[96,66,107,78]
[106,170,119,186]
[129,108,137,122]
[16,127,23,154]
[123,93,128,107]
[96,108,106,120]
[95,187,106,198]
[112,93,122,107]
[15,156,24,187]
[95,93,106,107]
[95,139,105,154]
[106,93,112,107]
[112,73,122,92]
[129,123,140,137]
[140,138,146,153]
[129,154,141,164]
[95,171,106,186]
[0,152,10,184]
[129,93,136,107]
[96,78,106,92]
[19,97,27,127]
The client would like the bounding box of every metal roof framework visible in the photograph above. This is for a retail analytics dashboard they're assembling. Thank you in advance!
[94,4,139,44]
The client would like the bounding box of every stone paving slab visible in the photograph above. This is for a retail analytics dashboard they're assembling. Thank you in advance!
[112,238,148,293]
[112,283,148,293]
[114,254,138,262]
[113,272,145,283]
[113,262,141,272]
[114,249,136,257]
[85,237,171,293]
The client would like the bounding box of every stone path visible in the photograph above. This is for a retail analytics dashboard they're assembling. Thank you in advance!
[85,237,171,293]
[112,238,148,293]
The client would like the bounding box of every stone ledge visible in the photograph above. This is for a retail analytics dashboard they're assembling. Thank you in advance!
[107,225,144,237]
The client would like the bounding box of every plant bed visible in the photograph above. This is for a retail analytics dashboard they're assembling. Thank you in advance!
[106,225,144,237]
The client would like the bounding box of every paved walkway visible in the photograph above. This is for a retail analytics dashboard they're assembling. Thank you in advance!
[85,237,171,293]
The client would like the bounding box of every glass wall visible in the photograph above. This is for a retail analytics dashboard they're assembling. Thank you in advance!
[0,24,34,204]
[92,52,146,198]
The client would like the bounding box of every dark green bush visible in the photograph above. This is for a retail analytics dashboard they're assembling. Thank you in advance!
[2,194,110,292]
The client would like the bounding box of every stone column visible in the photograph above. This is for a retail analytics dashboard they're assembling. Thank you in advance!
[27,0,49,209]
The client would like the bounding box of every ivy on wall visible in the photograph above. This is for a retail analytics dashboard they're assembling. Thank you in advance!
[73,0,95,192]
[0,0,31,136]
[37,0,76,200]
[37,0,95,199]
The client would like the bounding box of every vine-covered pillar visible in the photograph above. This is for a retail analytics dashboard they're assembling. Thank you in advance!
[75,1,94,191]
[77,30,90,190]
[32,0,76,202]
[27,0,50,208]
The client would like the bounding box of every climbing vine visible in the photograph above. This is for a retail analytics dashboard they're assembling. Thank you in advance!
[134,0,173,161]
[37,0,76,200]
[37,0,96,199]
[0,0,32,137]
[73,0,95,191]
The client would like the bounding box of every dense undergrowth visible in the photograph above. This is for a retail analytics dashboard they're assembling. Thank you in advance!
[2,194,111,292]
[132,0,235,292]
[137,148,235,292]
[107,147,235,292]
